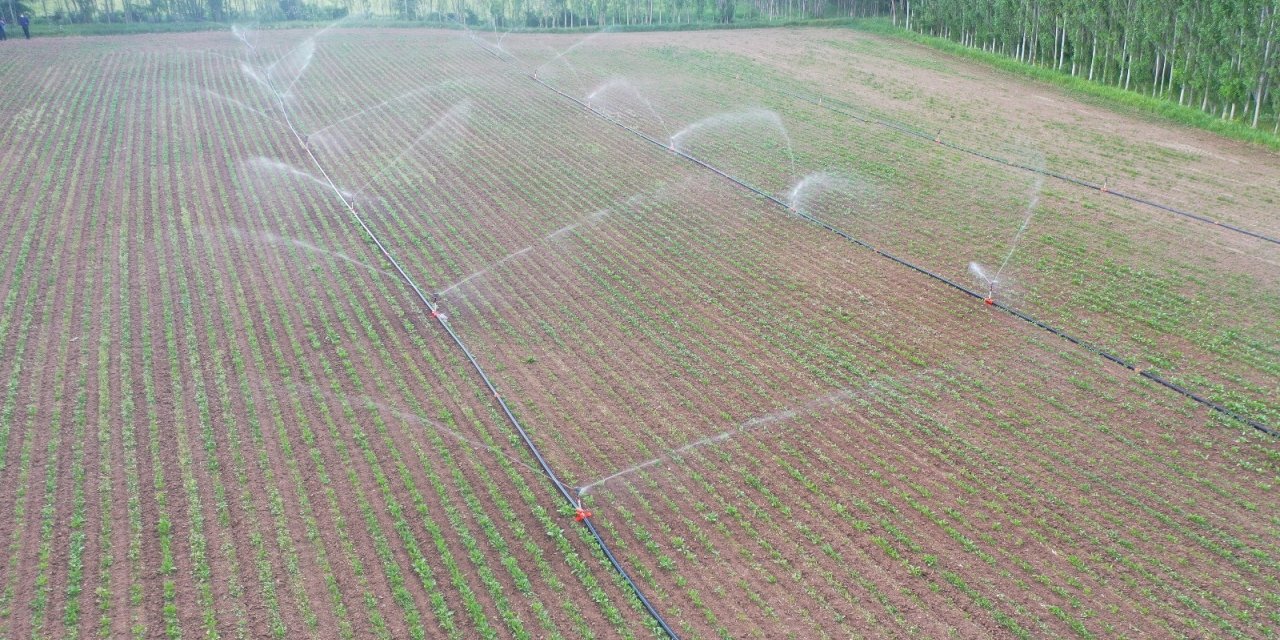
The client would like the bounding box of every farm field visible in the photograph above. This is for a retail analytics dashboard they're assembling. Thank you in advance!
[0,23,1277,640]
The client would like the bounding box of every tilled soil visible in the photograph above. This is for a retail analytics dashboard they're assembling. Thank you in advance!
[0,26,1276,640]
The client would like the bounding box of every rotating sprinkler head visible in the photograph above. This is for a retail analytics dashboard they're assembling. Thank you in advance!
[984,278,999,304]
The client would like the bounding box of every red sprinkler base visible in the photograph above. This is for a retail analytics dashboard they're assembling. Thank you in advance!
[574,507,593,522]
[984,297,994,305]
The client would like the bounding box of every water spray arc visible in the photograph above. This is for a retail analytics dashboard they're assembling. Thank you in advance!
[437,207,615,300]
[668,107,797,181]
[585,77,673,141]
[695,61,1280,247]
[307,83,453,145]
[237,22,576,522]
[784,172,861,213]
[194,85,285,127]
[436,245,533,297]
[577,385,869,497]
[222,224,394,278]
[348,101,472,197]
[992,170,1044,283]
[513,50,1276,439]
[534,31,606,80]
[232,25,682,640]
[970,162,1045,302]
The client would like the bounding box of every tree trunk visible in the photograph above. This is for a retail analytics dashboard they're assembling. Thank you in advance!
[1157,51,1167,96]
[1119,30,1129,88]
[1089,34,1097,81]
[1254,83,1269,128]
[1059,23,1067,70]
[1254,13,1275,128]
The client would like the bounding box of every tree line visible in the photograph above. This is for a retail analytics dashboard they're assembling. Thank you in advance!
[901,0,1279,131]
[13,0,889,26]
[9,0,1276,133]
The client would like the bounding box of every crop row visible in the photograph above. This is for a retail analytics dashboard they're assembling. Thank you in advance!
[515,38,1280,431]
[320,33,1280,634]
[0,35,665,639]
[4,29,1275,639]
[620,36,1280,237]
[475,191,1276,635]
[209,33,670,634]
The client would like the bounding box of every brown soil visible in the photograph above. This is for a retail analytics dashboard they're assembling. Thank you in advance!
[1,27,1276,640]
[607,28,1280,234]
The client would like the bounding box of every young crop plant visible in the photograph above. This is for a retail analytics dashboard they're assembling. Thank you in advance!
[233,250,431,636]
[8,26,1279,640]
[271,218,541,629]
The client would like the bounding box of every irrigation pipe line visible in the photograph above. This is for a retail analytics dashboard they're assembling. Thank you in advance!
[248,44,683,640]
[686,61,1280,247]
[521,68,1277,439]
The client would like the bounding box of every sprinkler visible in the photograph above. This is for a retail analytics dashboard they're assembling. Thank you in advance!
[1101,177,1109,193]
[574,506,592,522]
[984,297,994,305]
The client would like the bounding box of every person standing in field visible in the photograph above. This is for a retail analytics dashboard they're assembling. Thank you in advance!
[19,14,29,39]
[0,18,7,41]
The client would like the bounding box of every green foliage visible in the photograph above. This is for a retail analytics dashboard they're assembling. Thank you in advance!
[29,0,874,29]
[879,0,1280,138]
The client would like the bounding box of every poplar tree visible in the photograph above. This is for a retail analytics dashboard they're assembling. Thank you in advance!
[909,0,1280,129]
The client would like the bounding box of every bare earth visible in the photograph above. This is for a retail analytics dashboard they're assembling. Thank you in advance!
[0,26,1276,639]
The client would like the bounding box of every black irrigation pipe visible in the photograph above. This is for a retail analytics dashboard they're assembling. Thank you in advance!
[694,62,1280,247]
[525,68,1278,439]
[252,41,683,640]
